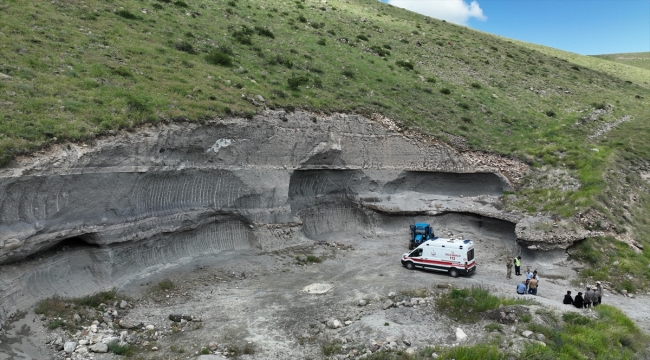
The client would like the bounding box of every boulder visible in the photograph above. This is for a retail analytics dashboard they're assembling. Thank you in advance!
[63,341,77,353]
[90,342,109,353]
[522,330,533,338]
[455,328,467,342]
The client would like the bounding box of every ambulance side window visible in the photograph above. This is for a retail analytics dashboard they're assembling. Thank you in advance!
[409,249,423,257]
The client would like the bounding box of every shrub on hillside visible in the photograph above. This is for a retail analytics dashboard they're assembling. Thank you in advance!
[287,74,310,90]
[369,45,390,57]
[254,26,274,39]
[440,88,451,95]
[395,60,413,70]
[174,41,196,54]
[205,50,233,66]
[341,69,355,78]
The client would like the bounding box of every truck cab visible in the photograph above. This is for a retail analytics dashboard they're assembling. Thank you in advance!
[401,239,476,277]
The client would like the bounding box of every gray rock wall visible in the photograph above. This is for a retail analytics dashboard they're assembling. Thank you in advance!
[0,110,541,326]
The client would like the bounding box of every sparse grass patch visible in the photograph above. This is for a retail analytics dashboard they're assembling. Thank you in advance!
[107,341,134,356]
[321,340,342,356]
[435,286,532,322]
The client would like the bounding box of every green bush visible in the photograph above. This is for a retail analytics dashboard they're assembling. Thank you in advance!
[174,41,196,54]
[205,51,233,66]
[357,34,369,41]
[287,74,310,90]
[317,38,326,46]
[440,88,451,94]
[254,26,274,39]
[341,69,355,78]
[369,45,390,57]
[395,60,413,70]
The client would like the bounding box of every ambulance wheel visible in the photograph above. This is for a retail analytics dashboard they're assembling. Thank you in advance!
[448,268,459,278]
[405,262,415,270]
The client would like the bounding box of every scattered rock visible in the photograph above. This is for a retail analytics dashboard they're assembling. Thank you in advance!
[119,300,128,309]
[382,300,394,310]
[357,299,367,306]
[536,333,546,341]
[522,330,533,338]
[437,284,451,289]
[403,339,411,346]
[63,341,77,353]
[455,328,467,342]
[146,324,155,331]
[388,292,397,298]
[405,348,416,356]
[327,319,342,329]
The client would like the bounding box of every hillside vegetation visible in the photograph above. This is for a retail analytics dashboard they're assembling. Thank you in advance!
[594,52,650,71]
[1,0,650,285]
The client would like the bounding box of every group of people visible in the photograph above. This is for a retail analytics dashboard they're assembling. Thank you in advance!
[507,256,604,307]
[515,268,540,295]
[563,282,604,308]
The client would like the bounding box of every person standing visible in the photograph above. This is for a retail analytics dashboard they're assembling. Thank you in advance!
[525,269,534,280]
[527,277,538,295]
[506,258,513,279]
[574,292,585,308]
[584,286,596,308]
[514,256,521,276]
[594,281,603,306]
[563,291,574,305]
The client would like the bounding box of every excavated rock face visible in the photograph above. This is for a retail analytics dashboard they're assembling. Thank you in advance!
[0,110,518,264]
[2,109,586,325]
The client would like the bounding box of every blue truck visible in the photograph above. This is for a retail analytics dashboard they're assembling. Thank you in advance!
[409,223,434,250]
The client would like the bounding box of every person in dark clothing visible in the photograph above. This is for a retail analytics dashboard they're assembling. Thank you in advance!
[563,291,573,305]
[573,292,584,308]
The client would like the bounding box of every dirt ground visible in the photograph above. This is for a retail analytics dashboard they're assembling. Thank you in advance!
[3,229,650,360]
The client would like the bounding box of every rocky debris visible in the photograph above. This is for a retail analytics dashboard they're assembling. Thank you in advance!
[521,330,533,338]
[484,305,531,323]
[357,299,367,306]
[119,300,128,309]
[382,300,394,310]
[588,115,632,139]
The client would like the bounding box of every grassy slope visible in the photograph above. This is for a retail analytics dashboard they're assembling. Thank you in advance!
[1,0,650,285]
[511,41,650,88]
[593,52,650,71]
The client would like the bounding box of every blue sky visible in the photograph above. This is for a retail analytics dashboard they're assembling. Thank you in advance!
[381,0,650,55]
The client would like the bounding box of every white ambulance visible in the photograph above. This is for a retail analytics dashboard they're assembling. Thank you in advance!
[401,238,476,277]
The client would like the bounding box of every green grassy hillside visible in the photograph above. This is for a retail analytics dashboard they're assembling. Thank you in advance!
[594,52,650,71]
[1,0,650,287]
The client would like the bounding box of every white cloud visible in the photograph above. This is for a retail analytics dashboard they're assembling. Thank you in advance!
[386,0,486,26]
